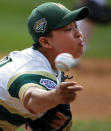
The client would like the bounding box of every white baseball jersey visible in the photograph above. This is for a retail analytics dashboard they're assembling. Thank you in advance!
[0,47,61,131]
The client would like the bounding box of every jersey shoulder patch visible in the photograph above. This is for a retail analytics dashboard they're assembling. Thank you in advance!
[40,78,57,90]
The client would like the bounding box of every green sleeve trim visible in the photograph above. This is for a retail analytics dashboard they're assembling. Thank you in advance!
[8,72,57,99]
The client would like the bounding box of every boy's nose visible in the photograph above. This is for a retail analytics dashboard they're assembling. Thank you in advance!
[75,29,83,39]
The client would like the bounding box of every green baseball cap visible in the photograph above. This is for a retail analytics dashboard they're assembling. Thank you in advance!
[28,2,89,43]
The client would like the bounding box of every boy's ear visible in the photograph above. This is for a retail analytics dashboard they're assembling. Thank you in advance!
[39,37,52,48]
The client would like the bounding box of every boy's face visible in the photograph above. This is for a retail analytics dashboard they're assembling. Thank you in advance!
[48,22,83,58]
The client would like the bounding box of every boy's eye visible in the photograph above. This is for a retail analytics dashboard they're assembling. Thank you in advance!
[65,25,78,31]
[65,28,73,31]
[64,24,79,32]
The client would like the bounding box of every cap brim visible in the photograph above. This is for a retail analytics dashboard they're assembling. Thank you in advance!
[54,7,89,29]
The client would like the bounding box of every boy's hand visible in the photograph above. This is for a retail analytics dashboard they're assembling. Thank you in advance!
[51,112,67,129]
[55,82,83,104]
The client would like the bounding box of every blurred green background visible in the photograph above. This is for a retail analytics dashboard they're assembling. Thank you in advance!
[0,0,111,131]
[0,0,111,58]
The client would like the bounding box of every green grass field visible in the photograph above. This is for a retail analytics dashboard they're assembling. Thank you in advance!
[0,0,111,131]
[16,120,111,131]
[73,120,111,131]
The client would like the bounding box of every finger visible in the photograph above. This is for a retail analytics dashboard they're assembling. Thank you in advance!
[60,82,77,89]
[56,112,67,121]
[51,119,64,129]
[66,86,83,92]
[51,122,60,129]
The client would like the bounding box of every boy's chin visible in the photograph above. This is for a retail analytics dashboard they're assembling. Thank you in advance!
[73,54,82,59]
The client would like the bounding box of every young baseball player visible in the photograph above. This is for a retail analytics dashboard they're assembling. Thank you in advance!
[0,2,89,131]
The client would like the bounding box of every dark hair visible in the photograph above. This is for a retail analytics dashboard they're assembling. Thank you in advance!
[32,42,42,50]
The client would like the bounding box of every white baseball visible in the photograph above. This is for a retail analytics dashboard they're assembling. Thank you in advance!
[55,53,76,71]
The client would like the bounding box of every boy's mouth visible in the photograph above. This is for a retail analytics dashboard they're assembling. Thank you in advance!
[78,40,83,47]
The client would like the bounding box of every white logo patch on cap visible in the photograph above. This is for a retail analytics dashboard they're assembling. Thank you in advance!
[34,18,47,33]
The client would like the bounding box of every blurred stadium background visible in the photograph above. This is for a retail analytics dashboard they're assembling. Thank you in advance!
[0,0,111,131]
